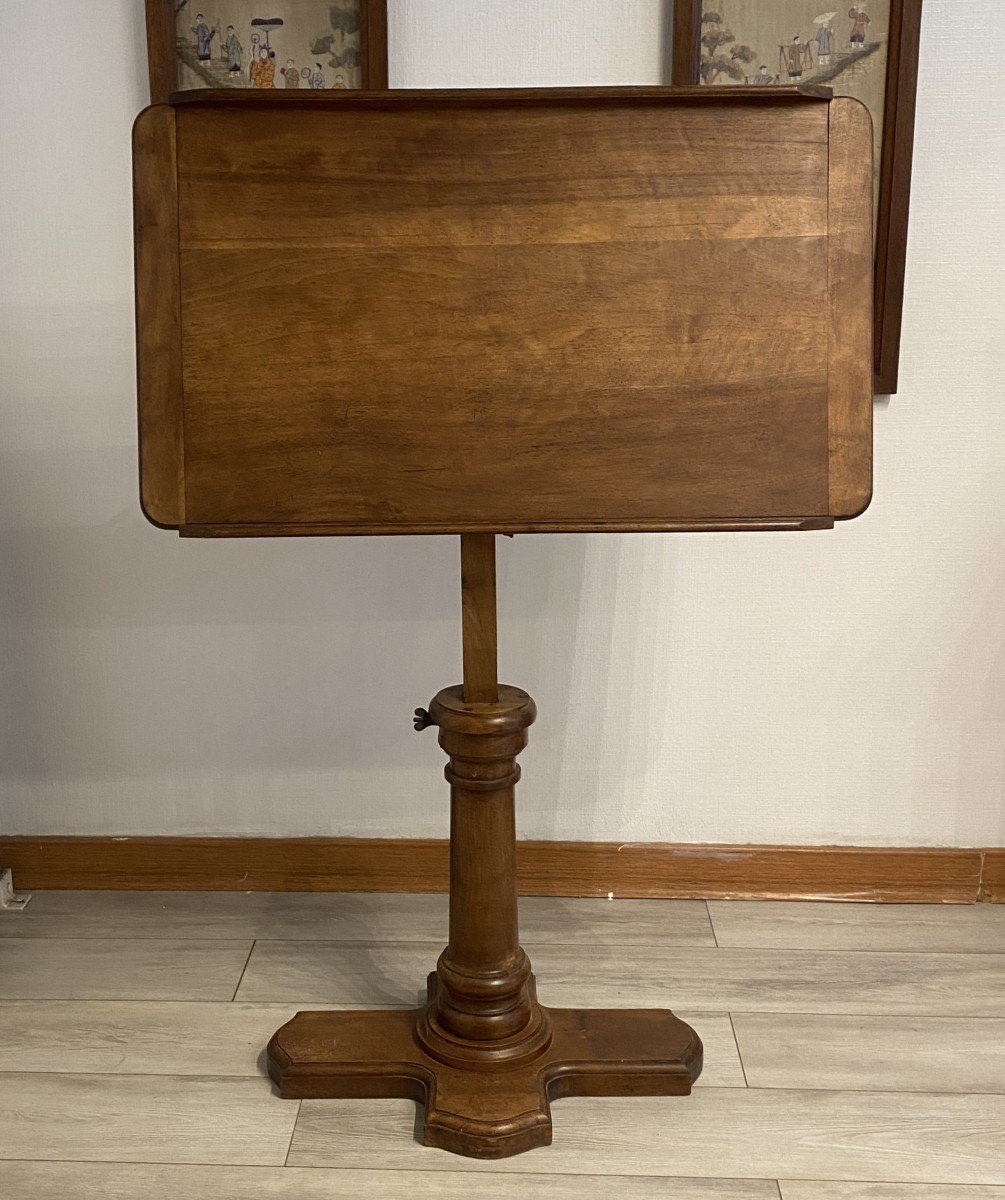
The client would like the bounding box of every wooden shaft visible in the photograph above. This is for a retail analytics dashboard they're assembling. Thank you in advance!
[413,544,550,1066]
[460,533,498,704]
[417,686,545,1060]
[436,766,533,1044]
[447,781,520,973]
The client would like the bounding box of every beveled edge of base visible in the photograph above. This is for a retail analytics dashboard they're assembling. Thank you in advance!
[266,1002,702,1159]
[422,1099,554,1158]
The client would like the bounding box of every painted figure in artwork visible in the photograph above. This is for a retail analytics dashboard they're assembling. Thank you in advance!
[249,44,276,88]
[751,64,776,85]
[190,13,216,63]
[281,59,301,87]
[815,16,835,65]
[779,35,813,79]
[331,72,348,89]
[309,62,326,89]
[221,25,244,75]
[848,5,871,45]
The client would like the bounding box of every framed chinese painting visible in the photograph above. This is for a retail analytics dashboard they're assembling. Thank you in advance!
[145,0,388,102]
[672,1,923,394]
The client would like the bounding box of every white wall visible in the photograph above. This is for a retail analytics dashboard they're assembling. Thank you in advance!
[0,1,1002,846]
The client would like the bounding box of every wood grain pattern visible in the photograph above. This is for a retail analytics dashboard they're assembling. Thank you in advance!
[0,837,992,901]
[670,1,701,91]
[133,106,184,527]
[287,1089,1005,1183]
[237,941,1005,1016]
[3,891,1005,1184]
[872,0,924,394]
[0,1162,781,1200]
[181,517,836,536]
[512,842,986,903]
[460,534,498,703]
[0,1073,296,1165]
[359,0,389,90]
[731,1012,1005,1093]
[780,1187,1005,1199]
[170,86,834,110]
[0,889,715,946]
[0,998,737,1084]
[143,0,176,104]
[827,98,874,517]
[781,1187,1005,1199]
[0,1001,360,1076]
[981,850,1005,903]
[0,937,252,1001]
[132,88,872,536]
[708,900,1005,952]
[266,642,703,1157]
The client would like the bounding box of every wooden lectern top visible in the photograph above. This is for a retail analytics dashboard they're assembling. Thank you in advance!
[134,87,873,537]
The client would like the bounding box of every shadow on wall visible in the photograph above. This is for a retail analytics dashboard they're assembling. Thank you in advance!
[0,436,678,848]
[503,533,684,843]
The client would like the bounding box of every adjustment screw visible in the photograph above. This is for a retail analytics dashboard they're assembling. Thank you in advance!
[413,707,433,731]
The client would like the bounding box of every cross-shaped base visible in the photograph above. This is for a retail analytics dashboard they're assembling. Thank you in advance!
[268,973,702,1159]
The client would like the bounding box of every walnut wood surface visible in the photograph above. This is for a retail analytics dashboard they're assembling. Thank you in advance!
[2,837,993,902]
[460,535,498,703]
[827,98,874,517]
[359,0,389,90]
[133,106,184,527]
[133,88,873,536]
[981,850,1005,903]
[143,0,177,105]
[268,984,701,1158]
[267,630,701,1156]
[872,0,923,394]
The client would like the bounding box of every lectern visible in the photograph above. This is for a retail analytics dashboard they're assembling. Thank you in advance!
[134,86,873,1158]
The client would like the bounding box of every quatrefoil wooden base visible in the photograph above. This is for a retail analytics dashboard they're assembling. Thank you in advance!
[268,973,702,1159]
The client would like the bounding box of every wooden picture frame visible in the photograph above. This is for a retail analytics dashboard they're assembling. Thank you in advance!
[145,0,388,103]
[672,1,922,395]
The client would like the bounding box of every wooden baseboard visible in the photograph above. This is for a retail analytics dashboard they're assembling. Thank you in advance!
[980,848,1005,902]
[1,836,1000,902]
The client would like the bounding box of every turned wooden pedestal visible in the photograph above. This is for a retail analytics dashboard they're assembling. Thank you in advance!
[267,536,702,1158]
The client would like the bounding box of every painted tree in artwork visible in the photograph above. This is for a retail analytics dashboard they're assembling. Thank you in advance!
[311,3,362,76]
[699,10,756,83]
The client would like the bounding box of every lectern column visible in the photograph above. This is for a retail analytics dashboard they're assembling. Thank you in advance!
[415,684,551,1066]
[266,532,702,1158]
[415,535,552,1068]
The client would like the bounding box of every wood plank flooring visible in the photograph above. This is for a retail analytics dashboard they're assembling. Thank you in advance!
[0,892,1002,1193]
[236,940,1005,1015]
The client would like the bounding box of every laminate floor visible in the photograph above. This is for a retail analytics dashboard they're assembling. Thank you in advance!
[1,892,1003,1196]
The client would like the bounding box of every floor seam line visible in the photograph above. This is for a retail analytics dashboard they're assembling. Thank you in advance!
[728,1011,750,1088]
[704,899,719,947]
[283,1099,302,1167]
[231,940,256,1002]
